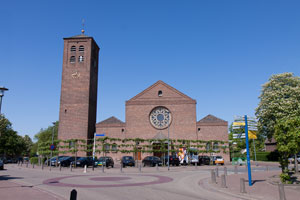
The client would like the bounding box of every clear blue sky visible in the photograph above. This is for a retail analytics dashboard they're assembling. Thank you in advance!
[1,0,300,140]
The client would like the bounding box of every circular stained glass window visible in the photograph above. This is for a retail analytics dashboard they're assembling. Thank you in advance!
[149,107,172,129]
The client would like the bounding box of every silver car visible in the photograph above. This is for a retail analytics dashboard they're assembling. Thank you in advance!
[0,160,4,170]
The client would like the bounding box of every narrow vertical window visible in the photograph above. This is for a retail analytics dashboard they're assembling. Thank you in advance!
[158,90,163,97]
[78,56,84,62]
[79,45,84,52]
[70,56,75,63]
[70,46,76,52]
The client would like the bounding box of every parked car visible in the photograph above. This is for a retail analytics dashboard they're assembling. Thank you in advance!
[212,156,224,165]
[50,156,66,166]
[94,157,114,168]
[71,157,94,167]
[142,156,162,167]
[0,160,4,170]
[163,155,180,166]
[58,156,75,167]
[121,156,135,167]
[198,155,210,165]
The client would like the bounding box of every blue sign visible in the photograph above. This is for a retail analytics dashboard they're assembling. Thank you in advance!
[50,144,55,150]
[95,133,105,137]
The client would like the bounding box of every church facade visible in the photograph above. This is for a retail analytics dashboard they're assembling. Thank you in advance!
[96,80,229,161]
[57,33,229,162]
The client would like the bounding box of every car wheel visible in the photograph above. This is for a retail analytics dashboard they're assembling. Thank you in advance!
[123,164,126,168]
[112,165,114,168]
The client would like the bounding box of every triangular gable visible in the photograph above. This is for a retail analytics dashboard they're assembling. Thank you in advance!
[197,114,227,125]
[127,80,195,102]
[96,116,125,127]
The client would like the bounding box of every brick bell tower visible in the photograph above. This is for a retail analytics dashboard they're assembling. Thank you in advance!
[58,30,99,156]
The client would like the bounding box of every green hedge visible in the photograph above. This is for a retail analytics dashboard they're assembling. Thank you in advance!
[252,151,279,161]
[30,157,38,164]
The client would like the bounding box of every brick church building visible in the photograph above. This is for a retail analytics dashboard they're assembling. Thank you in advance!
[58,32,229,162]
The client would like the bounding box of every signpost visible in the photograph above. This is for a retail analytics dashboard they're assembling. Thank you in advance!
[93,133,105,161]
[233,115,258,186]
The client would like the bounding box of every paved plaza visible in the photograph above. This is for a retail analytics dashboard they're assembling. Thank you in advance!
[0,162,299,200]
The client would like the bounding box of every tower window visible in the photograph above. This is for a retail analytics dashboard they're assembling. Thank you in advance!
[78,56,84,62]
[70,46,76,52]
[70,56,76,63]
[158,90,163,97]
[79,45,84,52]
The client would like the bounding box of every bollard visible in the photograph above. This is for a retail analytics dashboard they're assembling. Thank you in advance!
[50,164,52,171]
[139,164,142,172]
[70,189,77,200]
[32,163,35,168]
[224,167,227,176]
[92,164,94,171]
[215,167,219,177]
[266,165,269,171]
[120,164,123,173]
[70,164,72,172]
[42,162,44,170]
[240,178,246,193]
[26,162,28,168]
[278,183,286,200]
[83,165,87,173]
[234,165,238,174]
[21,162,23,167]
[59,164,62,171]
[211,169,216,184]
[221,174,227,188]
[195,162,198,169]
[102,164,104,173]
[156,164,159,172]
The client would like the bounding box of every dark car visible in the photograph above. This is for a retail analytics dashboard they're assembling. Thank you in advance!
[121,156,135,167]
[163,155,180,166]
[50,156,66,166]
[0,160,4,170]
[142,156,162,167]
[71,157,94,167]
[199,155,210,165]
[95,157,114,168]
[58,156,75,167]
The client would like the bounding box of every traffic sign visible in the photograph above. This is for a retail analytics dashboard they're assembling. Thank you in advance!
[50,144,55,150]
[95,133,105,137]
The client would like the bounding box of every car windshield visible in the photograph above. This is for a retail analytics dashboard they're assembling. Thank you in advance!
[153,157,160,161]
[78,157,87,161]
[123,156,133,160]
[216,156,222,159]
[98,157,107,161]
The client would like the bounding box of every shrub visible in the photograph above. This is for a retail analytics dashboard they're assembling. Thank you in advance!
[30,157,38,164]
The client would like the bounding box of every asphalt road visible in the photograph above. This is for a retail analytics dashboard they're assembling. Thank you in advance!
[0,164,281,200]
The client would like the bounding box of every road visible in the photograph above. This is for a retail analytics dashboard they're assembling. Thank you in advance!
[0,163,281,200]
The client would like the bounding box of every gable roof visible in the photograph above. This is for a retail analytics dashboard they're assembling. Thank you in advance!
[197,114,227,126]
[126,80,196,105]
[96,116,125,128]
[152,132,168,140]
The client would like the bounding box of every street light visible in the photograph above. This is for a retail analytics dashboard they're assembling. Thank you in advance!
[0,86,9,114]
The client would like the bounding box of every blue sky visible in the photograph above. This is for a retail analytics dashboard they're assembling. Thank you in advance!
[1,0,300,140]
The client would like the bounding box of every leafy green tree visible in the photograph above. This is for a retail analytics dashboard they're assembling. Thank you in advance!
[0,115,26,157]
[256,73,300,139]
[22,135,33,156]
[274,117,300,173]
[33,121,58,156]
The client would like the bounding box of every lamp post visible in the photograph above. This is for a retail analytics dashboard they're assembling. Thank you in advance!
[50,122,56,160]
[0,86,9,115]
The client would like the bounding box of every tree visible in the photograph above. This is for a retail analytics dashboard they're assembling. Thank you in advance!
[22,135,33,156]
[0,115,26,157]
[256,73,300,139]
[274,117,300,173]
[33,121,58,156]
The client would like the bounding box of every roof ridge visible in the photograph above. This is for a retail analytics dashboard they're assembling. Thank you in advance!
[97,116,125,124]
[127,80,195,102]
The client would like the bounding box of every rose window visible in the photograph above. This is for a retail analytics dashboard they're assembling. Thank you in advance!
[149,107,172,129]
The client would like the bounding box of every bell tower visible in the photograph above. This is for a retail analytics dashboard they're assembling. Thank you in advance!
[58,30,99,156]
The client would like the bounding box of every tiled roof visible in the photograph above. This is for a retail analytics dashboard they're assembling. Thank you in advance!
[97,116,125,125]
[152,132,168,140]
[265,137,276,144]
[198,114,227,123]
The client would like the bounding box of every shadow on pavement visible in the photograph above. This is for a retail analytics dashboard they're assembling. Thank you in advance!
[252,179,266,185]
[0,175,24,181]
